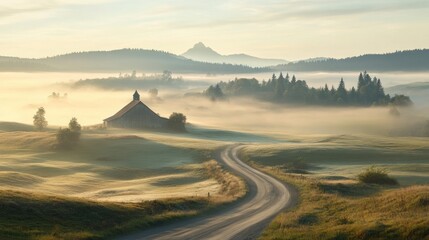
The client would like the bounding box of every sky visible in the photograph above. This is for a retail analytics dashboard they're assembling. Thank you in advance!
[1,0,429,60]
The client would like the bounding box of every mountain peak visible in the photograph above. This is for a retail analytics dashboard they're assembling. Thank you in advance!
[182,42,221,59]
[193,42,207,49]
[182,43,288,67]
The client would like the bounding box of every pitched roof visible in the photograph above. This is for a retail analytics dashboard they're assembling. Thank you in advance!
[104,100,166,122]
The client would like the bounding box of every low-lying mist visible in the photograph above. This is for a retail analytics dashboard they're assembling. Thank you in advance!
[161,97,429,136]
[1,72,428,137]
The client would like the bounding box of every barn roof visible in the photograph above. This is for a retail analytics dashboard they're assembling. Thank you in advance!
[103,100,166,122]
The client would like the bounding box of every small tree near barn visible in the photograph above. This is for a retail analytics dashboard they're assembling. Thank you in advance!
[168,112,186,132]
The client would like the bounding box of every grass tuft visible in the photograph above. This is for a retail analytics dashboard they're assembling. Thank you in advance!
[357,166,398,185]
[297,213,319,225]
[203,160,246,199]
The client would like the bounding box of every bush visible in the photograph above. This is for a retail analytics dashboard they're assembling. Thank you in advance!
[357,166,398,185]
[390,94,413,106]
[297,213,318,225]
[56,128,80,149]
[56,118,81,149]
[167,112,186,132]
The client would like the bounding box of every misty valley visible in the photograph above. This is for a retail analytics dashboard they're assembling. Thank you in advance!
[1,68,429,239]
[1,2,429,238]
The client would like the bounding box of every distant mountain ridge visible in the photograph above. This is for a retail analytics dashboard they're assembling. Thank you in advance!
[182,42,288,67]
[276,49,429,72]
[0,49,269,74]
[292,57,330,63]
[0,47,428,73]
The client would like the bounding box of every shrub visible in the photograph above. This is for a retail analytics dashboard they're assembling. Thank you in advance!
[357,166,398,185]
[297,213,318,225]
[56,128,80,149]
[56,118,81,149]
[390,94,413,106]
[167,112,186,132]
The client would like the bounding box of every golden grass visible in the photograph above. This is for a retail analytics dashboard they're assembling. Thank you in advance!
[0,131,56,150]
[0,189,217,240]
[252,165,429,240]
[239,137,429,239]
[0,156,247,240]
[240,134,429,186]
[0,125,249,239]
[202,160,246,200]
[0,127,227,202]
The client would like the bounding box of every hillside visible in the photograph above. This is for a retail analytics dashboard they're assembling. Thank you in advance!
[240,138,429,240]
[2,48,429,73]
[182,42,288,67]
[386,82,429,106]
[275,49,429,72]
[0,49,269,74]
[0,190,213,240]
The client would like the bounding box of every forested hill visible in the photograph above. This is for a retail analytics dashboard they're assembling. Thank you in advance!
[275,49,429,72]
[0,49,270,74]
[2,48,428,73]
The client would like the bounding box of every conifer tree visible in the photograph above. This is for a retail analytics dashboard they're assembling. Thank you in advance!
[275,72,286,98]
[336,78,348,103]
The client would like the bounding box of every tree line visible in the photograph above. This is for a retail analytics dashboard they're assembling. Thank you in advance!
[0,49,270,74]
[275,49,429,72]
[205,72,412,106]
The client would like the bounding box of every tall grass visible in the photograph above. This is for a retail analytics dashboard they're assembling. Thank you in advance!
[0,126,246,239]
[358,166,399,185]
[251,164,429,240]
[203,160,246,199]
[0,190,213,240]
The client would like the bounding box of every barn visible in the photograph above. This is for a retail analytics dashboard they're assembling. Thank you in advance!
[103,91,168,129]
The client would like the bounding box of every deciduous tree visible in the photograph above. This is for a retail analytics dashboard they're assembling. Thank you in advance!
[33,107,48,131]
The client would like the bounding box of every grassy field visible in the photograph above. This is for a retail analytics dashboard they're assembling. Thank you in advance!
[0,190,215,240]
[238,136,429,240]
[0,121,246,239]
[2,119,429,239]
[251,166,429,240]
[0,160,245,240]
[240,134,429,185]
[0,122,230,202]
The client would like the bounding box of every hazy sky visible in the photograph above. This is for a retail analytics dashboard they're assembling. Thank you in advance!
[1,0,429,60]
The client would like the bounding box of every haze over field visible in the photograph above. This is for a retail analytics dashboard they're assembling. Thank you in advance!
[1,1,429,239]
[1,71,428,134]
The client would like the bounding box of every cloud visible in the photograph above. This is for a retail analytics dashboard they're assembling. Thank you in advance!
[0,0,115,19]
[141,0,429,29]
[0,1,54,18]
[262,0,429,19]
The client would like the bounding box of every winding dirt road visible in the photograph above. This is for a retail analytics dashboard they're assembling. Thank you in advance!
[116,145,297,240]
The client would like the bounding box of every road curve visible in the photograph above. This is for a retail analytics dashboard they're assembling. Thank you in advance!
[116,145,297,240]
